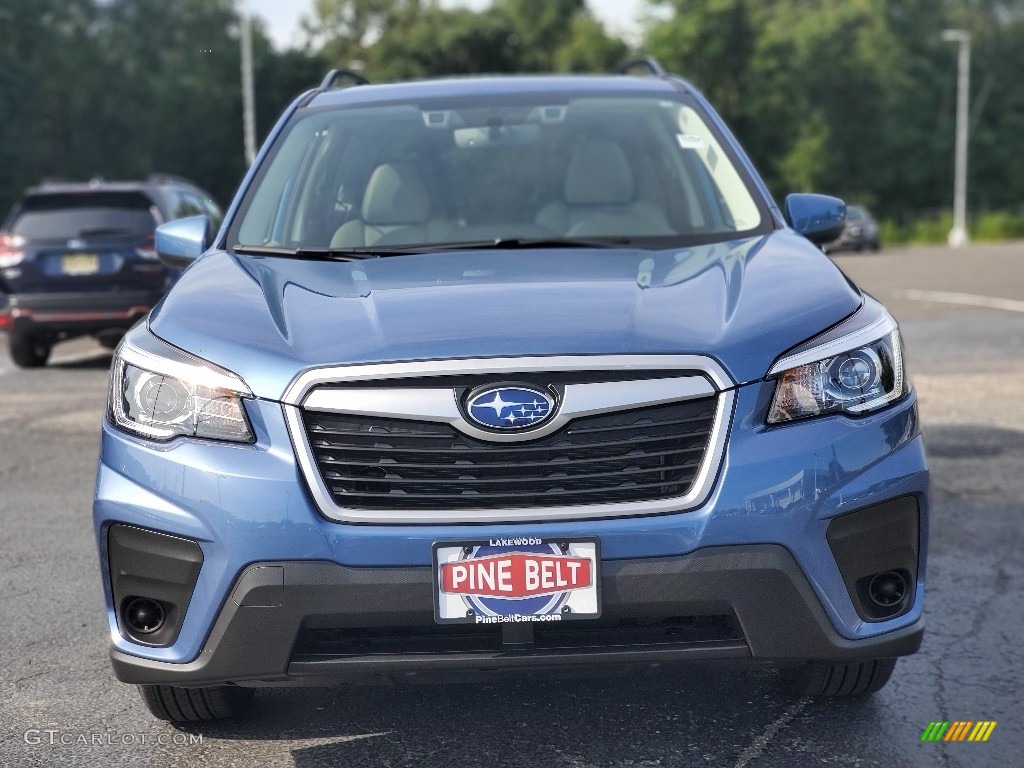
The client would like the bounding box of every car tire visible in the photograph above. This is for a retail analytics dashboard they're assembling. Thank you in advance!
[780,658,897,697]
[137,684,254,722]
[8,331,51,368]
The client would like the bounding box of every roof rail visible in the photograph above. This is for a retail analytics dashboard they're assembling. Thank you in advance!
[38,176,80,187]
[320,69,371,91]
[147,172,198,187]
[617,57,667,77]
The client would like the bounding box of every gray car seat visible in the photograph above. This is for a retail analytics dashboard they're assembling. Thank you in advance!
[535,139,674,237]
[331,162,449,247]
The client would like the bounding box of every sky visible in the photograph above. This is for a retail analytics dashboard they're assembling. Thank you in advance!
[245,0,650,51]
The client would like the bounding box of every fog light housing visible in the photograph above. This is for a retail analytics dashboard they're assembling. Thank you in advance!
[827,497,919,622]
[108,525,203,646]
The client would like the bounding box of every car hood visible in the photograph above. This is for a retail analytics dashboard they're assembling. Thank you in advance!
[149,231,861,399]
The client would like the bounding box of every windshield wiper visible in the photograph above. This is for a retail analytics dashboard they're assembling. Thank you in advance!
[401,237,636,252]
[231,237,634,260]
[232,244,416,261]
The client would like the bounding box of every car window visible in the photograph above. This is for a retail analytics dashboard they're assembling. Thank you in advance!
[11,191,157,240]
[200,197,223,228]
[235,92,768,250]
[169,190,207,220]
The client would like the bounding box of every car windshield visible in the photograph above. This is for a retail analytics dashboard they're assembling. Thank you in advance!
[11,191,158,240]
[234,90,768,252]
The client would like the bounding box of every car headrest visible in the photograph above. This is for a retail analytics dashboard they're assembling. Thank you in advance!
[564,139,635,206]
[362,163,431,225]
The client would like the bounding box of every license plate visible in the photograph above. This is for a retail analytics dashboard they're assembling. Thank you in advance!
[62,253,99,275]
[433,537,600,624]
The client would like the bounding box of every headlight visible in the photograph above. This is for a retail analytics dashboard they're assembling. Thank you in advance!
[110,328,254,443]
[767,311,905,424]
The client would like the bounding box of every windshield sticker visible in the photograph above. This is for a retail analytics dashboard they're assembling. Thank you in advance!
[677,134,705,150]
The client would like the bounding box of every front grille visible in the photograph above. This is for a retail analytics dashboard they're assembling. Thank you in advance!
[302,397,716,510]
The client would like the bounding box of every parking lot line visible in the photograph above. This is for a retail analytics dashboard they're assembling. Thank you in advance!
[892,289,1024,313]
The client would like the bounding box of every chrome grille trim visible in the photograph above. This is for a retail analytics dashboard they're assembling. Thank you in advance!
[282,355,736,524]
[281,354,733,404]
[301,376,715,443]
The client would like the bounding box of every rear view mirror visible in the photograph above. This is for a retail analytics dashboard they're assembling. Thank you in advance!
[784,194,846,245]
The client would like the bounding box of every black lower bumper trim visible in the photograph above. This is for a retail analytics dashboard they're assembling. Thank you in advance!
[109,544,924,687]
[287,642,751,684]
[9,291,157,333]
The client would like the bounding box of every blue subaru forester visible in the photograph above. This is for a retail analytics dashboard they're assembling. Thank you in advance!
[94,65,927,722]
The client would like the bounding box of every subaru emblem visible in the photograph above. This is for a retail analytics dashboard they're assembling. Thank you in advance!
[466,385,555,431]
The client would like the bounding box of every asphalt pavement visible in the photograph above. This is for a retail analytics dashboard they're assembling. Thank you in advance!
[0,242,1022,767]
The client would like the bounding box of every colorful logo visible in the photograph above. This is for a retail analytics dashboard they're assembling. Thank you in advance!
[921,721,997,742]
[465,386,554,431]
[442,542,592,617]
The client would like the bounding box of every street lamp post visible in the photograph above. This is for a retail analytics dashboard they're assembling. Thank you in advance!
[942,29,970,248]
[240,10,257,166]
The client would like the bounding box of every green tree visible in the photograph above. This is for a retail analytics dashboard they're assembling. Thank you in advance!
[645,0,757,120]
[643,0,1024,218]
[303,0,422,69]
[369,7,520,80]
[6,0,1023,228]
[0,0,105,212]
[96,0,245,196]
[0,0,328,213]
[308,0,627,79]
[495,0,585,70]
[255,46,330,141]
[554,13,630,73]
[950,3,1024,210]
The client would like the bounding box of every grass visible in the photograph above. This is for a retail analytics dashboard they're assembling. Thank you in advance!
[881,210,1024,246]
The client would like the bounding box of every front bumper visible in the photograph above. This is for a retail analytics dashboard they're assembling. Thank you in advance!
[94,382,929,685]
[110,545,924,687]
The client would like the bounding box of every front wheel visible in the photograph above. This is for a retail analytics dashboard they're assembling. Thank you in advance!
[8,330,51,368]
[137,684,254,722]
[780,658,897,697]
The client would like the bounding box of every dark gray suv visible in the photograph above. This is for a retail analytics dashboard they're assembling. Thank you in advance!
[0,175,220,366]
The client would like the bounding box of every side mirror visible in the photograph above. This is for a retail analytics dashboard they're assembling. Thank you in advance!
[156,215,212,269]
[784,194,846,246]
